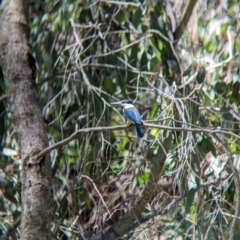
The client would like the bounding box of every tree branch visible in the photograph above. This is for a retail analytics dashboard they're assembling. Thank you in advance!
[89,134,172,240]
[0,216,21,240]
[0,94,7,102]
[174,0,198,42]
[203,131,240,240]
[30,122,240,162]
[127,196,182,232]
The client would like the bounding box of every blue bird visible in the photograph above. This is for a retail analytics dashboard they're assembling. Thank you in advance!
[113,99,144,138]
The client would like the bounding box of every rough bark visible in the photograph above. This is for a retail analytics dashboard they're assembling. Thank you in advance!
[0,1,53,239]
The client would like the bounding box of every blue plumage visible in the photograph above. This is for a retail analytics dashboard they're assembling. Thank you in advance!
[134,122,144,138]
[121,100,144,138]
[112,99,144,138]
[123,107,142,124]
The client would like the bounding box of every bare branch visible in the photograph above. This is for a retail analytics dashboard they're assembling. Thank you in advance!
[29,122,240,162]
[0,94,7,102]
[199,121,240,240]
[0,216,21,240]
[89,135,172,240]
[174,0,198,42]
[127,196,182,232]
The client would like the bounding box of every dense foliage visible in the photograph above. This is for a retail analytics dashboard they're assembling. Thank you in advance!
[0,0,240,239]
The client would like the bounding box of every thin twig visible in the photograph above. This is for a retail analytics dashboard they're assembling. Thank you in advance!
[99,0,141,7]
[0,94,7,102]
[127,196,182,232]
[79,175,111,216]
[0,216,21,240]
[200,121,240,240]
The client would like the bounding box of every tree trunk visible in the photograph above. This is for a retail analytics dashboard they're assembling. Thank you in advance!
[0,1,53,239]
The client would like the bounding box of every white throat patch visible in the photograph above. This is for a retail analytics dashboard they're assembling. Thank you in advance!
[124,104,134,108]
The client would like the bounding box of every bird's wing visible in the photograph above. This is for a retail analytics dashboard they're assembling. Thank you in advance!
[123,107,142,124]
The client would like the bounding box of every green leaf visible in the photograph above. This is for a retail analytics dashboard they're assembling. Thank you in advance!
[185,189,196,214]
[104,77,115,93]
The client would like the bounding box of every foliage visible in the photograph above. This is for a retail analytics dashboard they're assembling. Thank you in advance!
[0,0,240,239]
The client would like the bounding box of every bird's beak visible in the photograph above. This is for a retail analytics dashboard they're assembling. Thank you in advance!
[111,101,122,105]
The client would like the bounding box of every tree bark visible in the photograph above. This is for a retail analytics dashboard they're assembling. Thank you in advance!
[0,1,53,239]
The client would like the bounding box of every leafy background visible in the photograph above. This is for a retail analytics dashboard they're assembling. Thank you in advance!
[0,0,240,239]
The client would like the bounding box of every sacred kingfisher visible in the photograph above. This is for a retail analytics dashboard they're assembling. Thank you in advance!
[112,99,144,138]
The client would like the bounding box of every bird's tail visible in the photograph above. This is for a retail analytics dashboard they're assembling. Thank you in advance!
[134,123,144,138]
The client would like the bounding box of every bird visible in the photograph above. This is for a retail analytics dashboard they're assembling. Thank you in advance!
[112,99,144,138]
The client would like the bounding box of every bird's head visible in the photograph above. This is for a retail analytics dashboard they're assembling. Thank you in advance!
[121,99,133,105]
[112,99,134,107]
